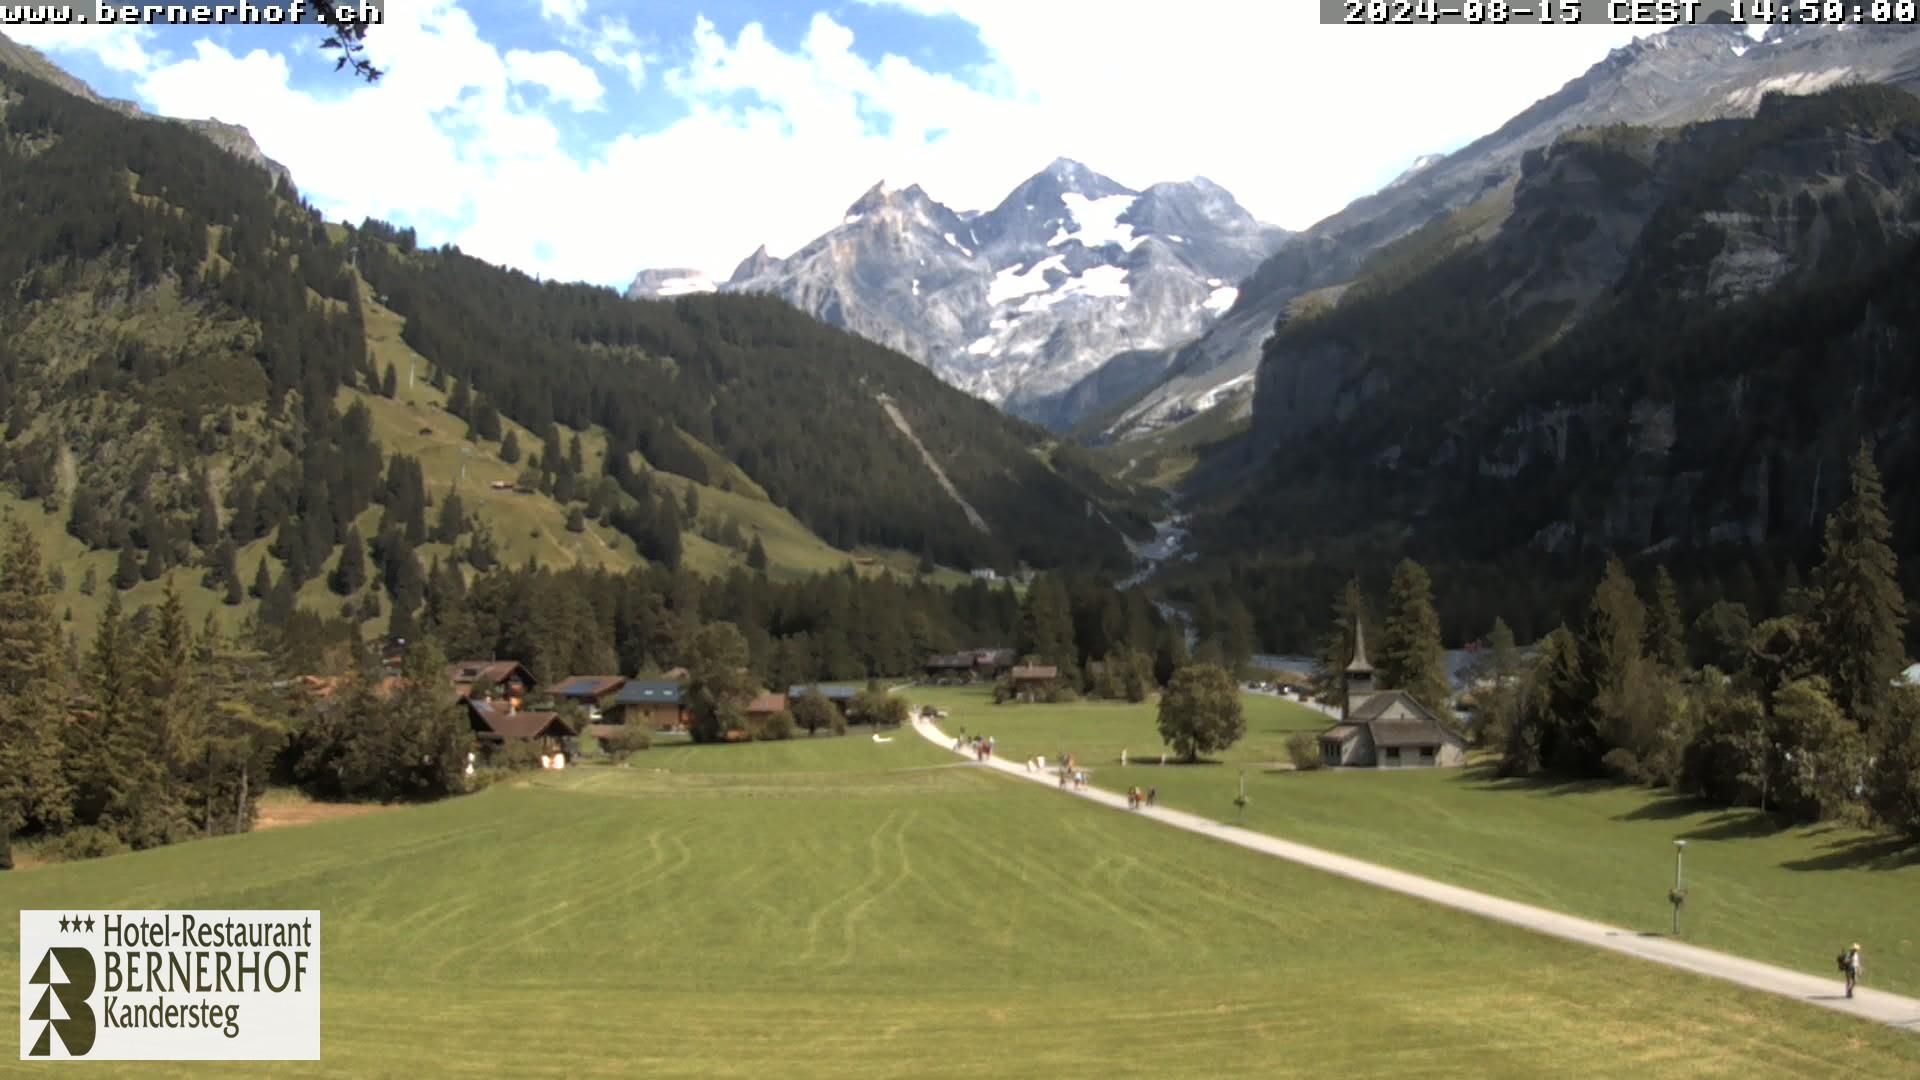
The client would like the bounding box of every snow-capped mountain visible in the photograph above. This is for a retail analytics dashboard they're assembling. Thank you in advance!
[625,158,1290,421]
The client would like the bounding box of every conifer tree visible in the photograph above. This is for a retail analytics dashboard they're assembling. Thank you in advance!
[747,535,768,573]
[0,523,73,842]
[330,529,368,595]
[250,557,272,600]
[500,430,521,464]
[1810,442,1906,730]
[113,545,140,590]
[1647,565,1688,671]
[435,492,466,544]
[380,364,398,398]
[194,479,222,549]
[1378,558,1450,714]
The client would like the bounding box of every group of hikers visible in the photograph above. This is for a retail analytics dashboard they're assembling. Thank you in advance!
[954,731,996,762]
[1126,785,1156,809]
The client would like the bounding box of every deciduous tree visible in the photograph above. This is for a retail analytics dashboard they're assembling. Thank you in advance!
[1156,663,1244,763]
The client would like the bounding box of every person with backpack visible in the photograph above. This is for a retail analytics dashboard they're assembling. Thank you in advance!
[1841,944,1863,998]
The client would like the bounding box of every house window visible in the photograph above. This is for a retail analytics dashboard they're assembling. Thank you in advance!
[1419,746,1435,764]
[1384,747,1401,764]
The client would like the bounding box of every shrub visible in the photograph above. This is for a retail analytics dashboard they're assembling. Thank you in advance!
[601,727,652,761]
[754,710,796,741]
[45,826,130,863]
[1286,732,1323,771]
[488,740,544,772]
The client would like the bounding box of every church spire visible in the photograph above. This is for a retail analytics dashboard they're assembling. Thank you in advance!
[1346,619,1373,675]
[1343,619,1374,723]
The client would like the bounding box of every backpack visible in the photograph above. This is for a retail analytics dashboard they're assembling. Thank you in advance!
[1837,951,1850,973]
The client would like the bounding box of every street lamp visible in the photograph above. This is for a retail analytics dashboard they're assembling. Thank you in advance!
[1670,839,1688,936]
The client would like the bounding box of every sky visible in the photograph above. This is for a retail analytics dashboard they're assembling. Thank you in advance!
[8,3,1653,288]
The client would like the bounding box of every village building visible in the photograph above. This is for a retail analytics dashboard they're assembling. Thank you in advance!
[924,648,1016,683]
[447,660,536,702]
[1008,664,1059,702]
[601,680,689,732]
[787,685,858,712]
[548,675,628,720]
[1318,624,1467,769]
[746,692,788,720]
[467,697,575,759]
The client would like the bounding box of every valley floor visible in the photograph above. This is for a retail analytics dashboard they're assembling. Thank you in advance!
[2,733,1914,1077]
[908,716,1920,1033]
[910,685,1920,999]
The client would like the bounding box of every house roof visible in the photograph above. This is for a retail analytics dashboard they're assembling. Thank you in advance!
[447,660,534,689]
[1324,691,1465,749]
[1010,665,1058,680]
[614,681,686,706]
[789,685,857,700]
[468,699,574,739]
[551,675,626,699]
[926,653,974,668]
[746,693,788,715]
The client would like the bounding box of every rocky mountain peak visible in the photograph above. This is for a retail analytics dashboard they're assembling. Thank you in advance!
[728,244,783,285]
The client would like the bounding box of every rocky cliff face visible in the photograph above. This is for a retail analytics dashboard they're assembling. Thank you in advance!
[625,158,1289,422]
[0,30,292,188]
[1100,23,1920,444]
[1215,84,1920,567]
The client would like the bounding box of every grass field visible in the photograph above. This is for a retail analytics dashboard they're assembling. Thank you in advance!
[914,686,1920,998]
[5,734,1917,1077]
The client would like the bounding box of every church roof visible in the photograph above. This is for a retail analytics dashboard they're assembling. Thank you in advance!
[1327,691,1466,748]
[1345,620,1374,674]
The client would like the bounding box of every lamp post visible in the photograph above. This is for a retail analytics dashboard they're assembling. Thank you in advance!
[1670,839,1688,936]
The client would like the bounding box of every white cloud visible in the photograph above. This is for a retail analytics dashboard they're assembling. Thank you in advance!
[539,0,587,26]
[7,24,160,75]
[44,1,1660,291]
[504,47,604,111]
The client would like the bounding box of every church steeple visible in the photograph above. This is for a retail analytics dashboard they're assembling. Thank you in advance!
[1343,620,1375,722]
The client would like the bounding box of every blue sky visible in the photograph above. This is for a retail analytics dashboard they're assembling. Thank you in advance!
[9,3,1648,287]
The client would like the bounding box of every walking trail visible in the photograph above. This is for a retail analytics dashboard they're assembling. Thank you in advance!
[911,718,1920,1033]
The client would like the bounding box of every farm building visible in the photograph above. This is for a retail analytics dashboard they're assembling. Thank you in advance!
[1318,623,1466,769]
[1008,665,1059,702]
[604,681,689,731]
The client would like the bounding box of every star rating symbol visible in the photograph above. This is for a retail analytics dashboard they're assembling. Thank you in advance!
[58,916,69,933]
[56,914,92,933]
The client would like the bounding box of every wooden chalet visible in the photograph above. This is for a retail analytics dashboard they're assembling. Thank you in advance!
[787,685,858,712]
[467,697,576,757]
[604,680,689,731]
[1008,664,1059,702]
[746,692,789,719]
[447,660,536,702]
[1318,623,1467,769]
[549,675,628,719]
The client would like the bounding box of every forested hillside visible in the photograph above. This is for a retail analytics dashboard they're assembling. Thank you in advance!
[1182,86,1920,651]
[0,48,1144,648]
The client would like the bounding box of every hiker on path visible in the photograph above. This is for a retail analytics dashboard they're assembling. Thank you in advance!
[1843,944,1863,998]
[1146,787,1157,807]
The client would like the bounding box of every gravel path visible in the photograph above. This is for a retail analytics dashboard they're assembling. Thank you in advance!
[912,717,1920,1033]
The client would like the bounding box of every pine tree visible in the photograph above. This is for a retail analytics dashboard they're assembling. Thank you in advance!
[435,491,466,544]
[447,377,471,419]
[1647,565,1688,671]
[1377,558,1450,714]
[194,479,221,549]
[134,580,196,839]
[330,530,368,595]
[568,433,585,476]
[500,430,521,464]
[565,507,586,533]
[0,523,73,839]
[747,535,768,573]
[1810,442,1906,730]
[380,364,398,398]
[113,545,140,590]
[250,557,272,600]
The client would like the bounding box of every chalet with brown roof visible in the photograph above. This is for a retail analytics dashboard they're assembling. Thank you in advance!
[601,681,689,732]
[549,675,628,719]
[447,660,536,702]
[1008,664,1059,702]
[1318,622,1466,769]
[746,692,788,719]
[467,697,575,755]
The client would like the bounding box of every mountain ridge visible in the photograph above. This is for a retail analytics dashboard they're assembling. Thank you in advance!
[626,159,1290,423]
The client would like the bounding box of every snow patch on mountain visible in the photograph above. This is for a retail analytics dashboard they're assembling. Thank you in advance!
[1203,285,1238,315]
[1059,192,1143,251]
